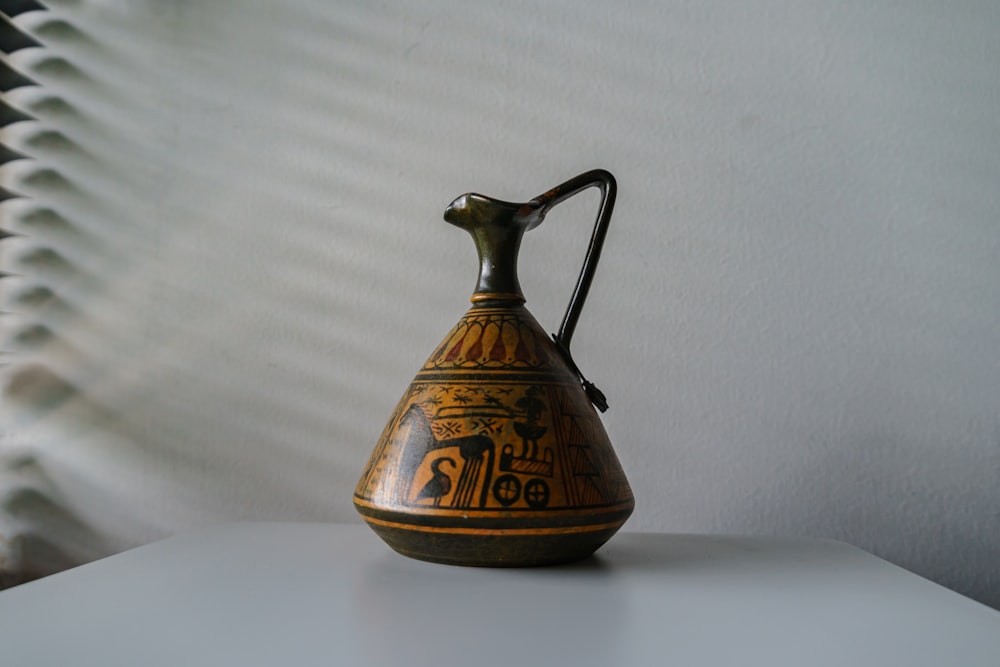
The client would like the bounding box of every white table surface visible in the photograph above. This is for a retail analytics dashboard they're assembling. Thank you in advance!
[1,522,997,666]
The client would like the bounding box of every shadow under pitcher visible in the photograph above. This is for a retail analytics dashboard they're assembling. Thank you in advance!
[354,169,634,566]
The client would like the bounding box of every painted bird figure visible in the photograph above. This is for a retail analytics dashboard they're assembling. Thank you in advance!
[416,457,456,506]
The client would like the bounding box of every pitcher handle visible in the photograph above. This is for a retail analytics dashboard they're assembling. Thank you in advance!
[528,169,617,412]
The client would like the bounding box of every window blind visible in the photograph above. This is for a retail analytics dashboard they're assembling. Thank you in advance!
[2,0,52,588]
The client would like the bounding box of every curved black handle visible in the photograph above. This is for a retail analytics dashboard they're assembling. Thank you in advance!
[528,169,617,412]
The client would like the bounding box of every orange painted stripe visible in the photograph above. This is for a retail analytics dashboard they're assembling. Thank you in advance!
[470,293,526,303]
[353,495,633,519]
[362,515,626,536]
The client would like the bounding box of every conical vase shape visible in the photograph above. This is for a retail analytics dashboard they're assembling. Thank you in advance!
[354,170,634,566]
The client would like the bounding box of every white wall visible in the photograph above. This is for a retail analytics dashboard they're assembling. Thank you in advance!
[2,1,998,605]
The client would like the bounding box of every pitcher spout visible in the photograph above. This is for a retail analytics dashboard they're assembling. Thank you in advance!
[443,193,543,231]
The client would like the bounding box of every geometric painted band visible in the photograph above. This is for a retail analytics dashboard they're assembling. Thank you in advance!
[354,495,634,532]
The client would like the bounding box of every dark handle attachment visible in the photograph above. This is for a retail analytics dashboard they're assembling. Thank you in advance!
[528,169,616,412]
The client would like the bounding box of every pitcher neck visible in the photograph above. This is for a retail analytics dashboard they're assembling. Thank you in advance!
[444,193,538,304]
